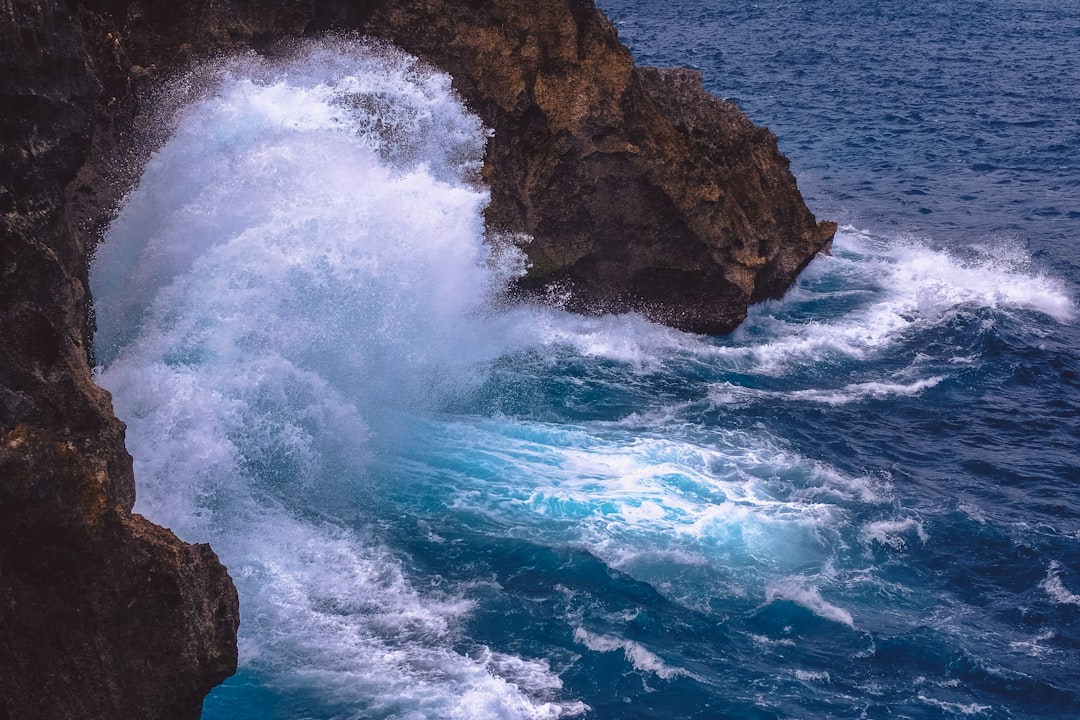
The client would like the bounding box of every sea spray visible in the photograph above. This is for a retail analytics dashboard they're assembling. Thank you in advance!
[92,39,584,719]
[89,31,1080,720]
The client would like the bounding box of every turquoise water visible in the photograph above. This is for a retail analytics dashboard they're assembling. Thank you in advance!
[90,5,1080,718]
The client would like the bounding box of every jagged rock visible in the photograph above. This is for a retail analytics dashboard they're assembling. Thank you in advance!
[1,1,238,718]
[68,0,835,334]
[356,1,836,332]
[1,0,832,716]
[0,428,238,720]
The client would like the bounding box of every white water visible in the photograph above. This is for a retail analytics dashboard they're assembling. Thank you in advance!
[717,226,1076,376]
[92,40,585,719]
[89,37,1079,719]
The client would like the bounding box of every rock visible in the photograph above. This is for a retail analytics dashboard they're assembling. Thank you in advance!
[1,0,832,716]
[0,428,239,720]
[67,0,835,335]
[356,1,836,333]
[1,1,239,718]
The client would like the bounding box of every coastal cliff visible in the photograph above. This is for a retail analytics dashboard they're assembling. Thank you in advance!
[1,2,239,719]
[1,0,832,716]
[66,0,835,335]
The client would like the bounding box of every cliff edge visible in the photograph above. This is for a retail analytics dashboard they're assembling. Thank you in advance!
[1,3,239,719]
[1,0,831,716]
[356,2,836,332]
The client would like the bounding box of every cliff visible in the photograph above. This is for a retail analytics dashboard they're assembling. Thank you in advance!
[66,0,834,335]
[1,3,239,718]
[1,0,832,716]
[358,3,835,332]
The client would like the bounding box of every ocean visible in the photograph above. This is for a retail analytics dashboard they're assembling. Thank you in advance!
[89,2,1080,718]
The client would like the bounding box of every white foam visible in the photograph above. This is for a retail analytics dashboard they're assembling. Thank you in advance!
[414,415,876,581]
[93,39,582,718]
[1009,631,1055,657]
[880,233,1076,323]
[785,376,946,405]
[713,227,1076,375]
[765,578,856,628]
[917,695,993,716]
[860,518,929,550]
[1040,561,1080,606]
[492,304,710,370]
[380,405,901,627]
[711,376,944,407]
[747,634,796,648]
[794,669,831,683]
[572,628,688,680]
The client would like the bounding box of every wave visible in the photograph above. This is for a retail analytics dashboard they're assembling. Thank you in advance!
[87,34,1080,720]
[764,577,856,628]
[716,227,1075,375]
[572,628,689,681]
[92,39,581,718]
[1041,561,1080,606]
[860,518,929,550]
[397,414,888,599]
[477,227,1075,423]
[711,375,945,406]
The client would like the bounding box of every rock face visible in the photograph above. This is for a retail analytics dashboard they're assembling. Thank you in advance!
[356,2,836,333]
[0,430,240,719]
[1,2,239,718]
[1,0,831,716]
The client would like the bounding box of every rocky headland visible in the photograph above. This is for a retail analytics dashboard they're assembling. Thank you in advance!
[1,0,834,717]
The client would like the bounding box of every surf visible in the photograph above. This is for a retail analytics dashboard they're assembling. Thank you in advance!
[91,35,1079,720]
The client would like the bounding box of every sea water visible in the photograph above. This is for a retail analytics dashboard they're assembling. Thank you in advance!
[90,4,1080,718]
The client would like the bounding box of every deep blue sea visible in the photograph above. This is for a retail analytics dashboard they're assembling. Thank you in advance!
[89,2,1079,718]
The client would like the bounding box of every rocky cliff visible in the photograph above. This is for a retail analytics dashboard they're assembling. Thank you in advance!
[1,3,240,718]
[1,0,832,716]
[355,1,835,333]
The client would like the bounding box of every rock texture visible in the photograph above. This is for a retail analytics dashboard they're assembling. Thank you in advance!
[1,0,831,716]
[357,2,836,333]
[0,430,239,719]
[1,2,238,718]
[66,0,834,336]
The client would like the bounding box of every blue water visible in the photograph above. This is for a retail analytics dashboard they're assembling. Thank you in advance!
[88,4,1080,718]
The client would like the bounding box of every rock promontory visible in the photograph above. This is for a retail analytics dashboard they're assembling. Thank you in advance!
[1,0,833,716]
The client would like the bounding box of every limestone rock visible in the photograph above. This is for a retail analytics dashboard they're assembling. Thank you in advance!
[357,1,836,332]
[1,2,239,718]
[66,0,835,334]
[0,428,239,719]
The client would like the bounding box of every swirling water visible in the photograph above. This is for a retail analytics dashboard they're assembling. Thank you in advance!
[88,4,1079,718]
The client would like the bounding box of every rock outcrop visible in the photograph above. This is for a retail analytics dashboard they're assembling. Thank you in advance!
[67,0,835,335]
[356,2,836,333]
[1,3,239,718]
[1,0,832,716]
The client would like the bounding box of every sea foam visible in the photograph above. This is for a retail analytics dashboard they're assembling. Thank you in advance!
[719,227,1076,375]
[92,39,581,719]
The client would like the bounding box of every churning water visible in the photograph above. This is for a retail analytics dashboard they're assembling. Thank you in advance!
[91,7,1080,718]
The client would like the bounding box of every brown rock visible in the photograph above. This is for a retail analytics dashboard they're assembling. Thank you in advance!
[0,428,239,720]
[67,0,835,334]
[1,1,239,718]
[353,0,836,333]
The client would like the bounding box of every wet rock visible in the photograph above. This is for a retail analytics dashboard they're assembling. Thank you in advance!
[68,0,836,334]
[357,2,836,332]
[0,428,239,720]
[1,2,239,718]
